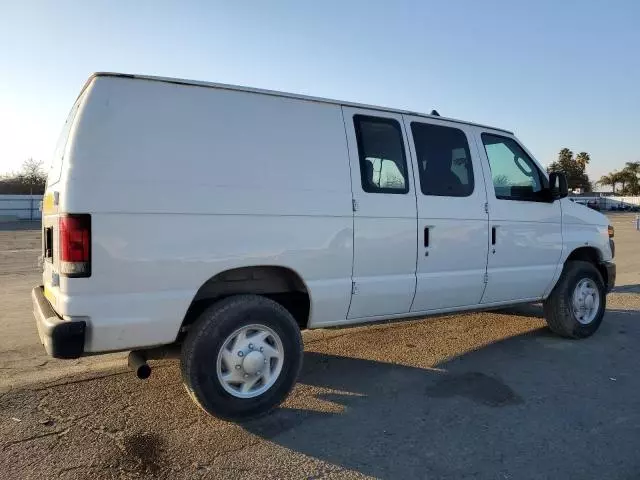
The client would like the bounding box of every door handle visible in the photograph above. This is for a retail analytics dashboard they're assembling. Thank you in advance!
[491,226,497,245]
[424,227,430,247]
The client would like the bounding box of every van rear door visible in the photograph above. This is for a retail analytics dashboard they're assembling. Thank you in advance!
[342,107,418,319]
[42,192,60,309]
[41,93,84,311]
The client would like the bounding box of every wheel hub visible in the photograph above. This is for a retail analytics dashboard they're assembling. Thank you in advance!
[584,295,594,310]
[242,350,265,375]
[572,278,600,325]
[216,324,285,399]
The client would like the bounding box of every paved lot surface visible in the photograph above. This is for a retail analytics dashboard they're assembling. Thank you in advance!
[1,215,640,479]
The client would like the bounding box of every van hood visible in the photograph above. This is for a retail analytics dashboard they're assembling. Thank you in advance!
[561,198,609,226]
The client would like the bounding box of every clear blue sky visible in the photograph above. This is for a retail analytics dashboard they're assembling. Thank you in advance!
[1,0,639,181]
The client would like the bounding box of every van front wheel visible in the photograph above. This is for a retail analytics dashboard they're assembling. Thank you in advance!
[181,295,303,421]
[543,260,606,338]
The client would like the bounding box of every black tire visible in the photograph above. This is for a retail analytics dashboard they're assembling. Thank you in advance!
[543,260,606,338]
[181,294,303,421]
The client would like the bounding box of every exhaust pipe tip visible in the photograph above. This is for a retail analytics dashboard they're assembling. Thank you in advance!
[136,363,151,380]
[128,351,151,380]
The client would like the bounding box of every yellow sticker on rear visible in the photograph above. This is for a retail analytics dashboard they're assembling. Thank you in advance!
[42,192,56,215]
[44,286,55,306]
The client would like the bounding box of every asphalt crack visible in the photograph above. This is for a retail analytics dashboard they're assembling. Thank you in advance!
[34,370,130,391]
[1,429,63,451]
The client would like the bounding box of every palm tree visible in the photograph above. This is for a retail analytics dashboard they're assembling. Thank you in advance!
[625,161,640,173]
[623,162,640,195]
[598,174,617,193]
[575,152,591,170]
[614,170,636,194]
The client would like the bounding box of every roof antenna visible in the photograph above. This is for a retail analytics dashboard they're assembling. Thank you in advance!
[430,109,440,116]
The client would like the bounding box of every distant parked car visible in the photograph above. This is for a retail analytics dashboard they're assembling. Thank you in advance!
[587,200,601,211]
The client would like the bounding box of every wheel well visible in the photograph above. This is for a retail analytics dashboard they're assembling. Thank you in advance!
[566,246,601,265]
[566,246,608,287]
[180,266,310,336]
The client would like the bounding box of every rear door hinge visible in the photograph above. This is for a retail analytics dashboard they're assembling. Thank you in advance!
[484,202,489,214]
[352,199,359,212]
[483,272,489,284]
[351,281,359,295]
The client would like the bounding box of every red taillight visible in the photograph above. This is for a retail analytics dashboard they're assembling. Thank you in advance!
[59,214,91,277]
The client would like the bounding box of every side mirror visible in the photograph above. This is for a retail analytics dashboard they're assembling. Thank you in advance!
[549,172,569,199]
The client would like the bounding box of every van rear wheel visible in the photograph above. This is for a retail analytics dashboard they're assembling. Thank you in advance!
[181,295,303,421]
[543,260,606,338]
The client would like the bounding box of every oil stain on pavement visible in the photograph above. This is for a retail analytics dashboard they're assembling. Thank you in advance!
[426,372,523,407]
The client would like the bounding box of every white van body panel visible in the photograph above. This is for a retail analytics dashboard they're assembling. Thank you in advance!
[561,198,612,263]
[474,130,564,303]
[47,76,354,351]
[62,215,354,351]
[38,73,614,354]
[341,106,418,319]
[402,116,490,312]
[41,89,91,313]
[541,199,613,297]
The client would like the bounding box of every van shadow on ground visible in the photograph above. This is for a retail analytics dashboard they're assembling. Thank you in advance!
[243,307,640,479]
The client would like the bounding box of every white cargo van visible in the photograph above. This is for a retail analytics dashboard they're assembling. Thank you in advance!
[33,73,616,420]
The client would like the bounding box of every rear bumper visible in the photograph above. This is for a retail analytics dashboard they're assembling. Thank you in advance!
[32,286,86,359]
[601,261,616,293]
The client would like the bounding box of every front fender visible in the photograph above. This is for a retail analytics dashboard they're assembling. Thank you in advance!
[543,199,612,298]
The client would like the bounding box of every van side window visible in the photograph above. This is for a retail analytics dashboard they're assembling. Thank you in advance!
[354,115,409,194]
[410,122,474,197]
[481,133,545,201]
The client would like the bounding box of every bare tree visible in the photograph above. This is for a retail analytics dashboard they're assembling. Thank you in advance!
[19,158,47,194]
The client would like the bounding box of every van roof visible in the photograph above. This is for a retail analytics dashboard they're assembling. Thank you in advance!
[88,72,514,135]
